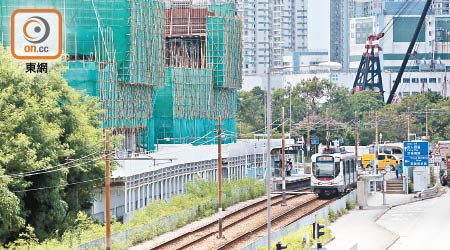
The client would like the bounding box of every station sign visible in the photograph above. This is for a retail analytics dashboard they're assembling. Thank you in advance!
[403,141,429,167]
[311,138,319,145]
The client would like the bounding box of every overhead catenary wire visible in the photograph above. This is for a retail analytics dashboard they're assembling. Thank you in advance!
[0,151,102,178]
[12,177,106,193]
[0,154,111,179]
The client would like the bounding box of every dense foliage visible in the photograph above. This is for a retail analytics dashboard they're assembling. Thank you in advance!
[238,78,450,146]
[0,47,104,243]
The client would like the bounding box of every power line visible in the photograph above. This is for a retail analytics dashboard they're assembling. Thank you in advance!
[0,154,111,179]
[12,177,106,193]
[0,151,102,177]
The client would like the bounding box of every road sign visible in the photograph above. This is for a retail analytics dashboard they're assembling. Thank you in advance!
[403,141,429,167]
[311,138,319,145]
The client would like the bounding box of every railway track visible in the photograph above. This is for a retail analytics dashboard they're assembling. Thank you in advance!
[216,196,337,250]
[153,188,311,250]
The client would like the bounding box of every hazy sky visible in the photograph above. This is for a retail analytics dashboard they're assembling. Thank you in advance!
[308,0,330,51]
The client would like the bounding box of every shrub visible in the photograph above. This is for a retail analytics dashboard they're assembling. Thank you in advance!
[328,208,337,223]
[254,217,332,250]
[346,200,356,210]
[408,180,414,193]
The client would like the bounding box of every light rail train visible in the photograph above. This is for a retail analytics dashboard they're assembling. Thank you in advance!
[311,147,357,197]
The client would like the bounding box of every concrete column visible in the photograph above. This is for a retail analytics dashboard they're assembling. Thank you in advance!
[176,176,180,195]
[132,187,135,211]
[160,180,164,200]
[168,178,172,199]
[146,184,150,205]
[137,186,141,209]
[124,188,128,213]
[151,182,155,200]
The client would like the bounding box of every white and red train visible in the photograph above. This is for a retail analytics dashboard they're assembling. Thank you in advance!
[310,147,357,197]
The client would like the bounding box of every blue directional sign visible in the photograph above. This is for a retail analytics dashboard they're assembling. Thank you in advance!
[311,138,319,145]
[403,141,429,167]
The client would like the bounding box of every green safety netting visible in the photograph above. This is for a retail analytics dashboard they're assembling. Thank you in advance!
[1,0,241,149]
[206,15,242,89]
[154,67,237,144]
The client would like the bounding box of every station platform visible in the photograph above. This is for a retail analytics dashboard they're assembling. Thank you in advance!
[272,175,311,192]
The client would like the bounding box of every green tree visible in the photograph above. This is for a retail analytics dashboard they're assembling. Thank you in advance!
[0,47,104,242]
[294,77,334,114]
[237,90,264,134]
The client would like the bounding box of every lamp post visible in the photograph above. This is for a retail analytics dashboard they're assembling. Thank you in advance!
[265,61,342,250]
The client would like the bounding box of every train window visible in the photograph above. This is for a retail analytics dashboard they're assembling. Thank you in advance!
[334,162,340,176]
[378,155,386,160]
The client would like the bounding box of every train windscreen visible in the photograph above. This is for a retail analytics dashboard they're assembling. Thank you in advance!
[313,156,335,178]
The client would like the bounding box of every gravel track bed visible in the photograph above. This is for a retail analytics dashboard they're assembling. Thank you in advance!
[222,198,332,250]
[185,194,317,250]
[149,195,283,250]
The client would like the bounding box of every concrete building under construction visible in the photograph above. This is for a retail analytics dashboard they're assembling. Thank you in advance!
[0,0,242,151]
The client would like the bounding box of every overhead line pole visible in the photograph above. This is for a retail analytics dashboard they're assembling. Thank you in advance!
[375,111,379,175]
[217,116,223,238]
[426,105,429,141]
[281,107,287,206]
[266,69,272,250]
[326,108,330,149]
[355,111,358,167]
[105,129,111,250]
[408,106,411,141]
[307,112,310,156]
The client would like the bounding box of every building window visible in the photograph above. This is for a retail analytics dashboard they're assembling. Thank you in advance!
[429,78,437,83]
[421,78,428,83]
[403,78,410,83]
[412,78,419,83]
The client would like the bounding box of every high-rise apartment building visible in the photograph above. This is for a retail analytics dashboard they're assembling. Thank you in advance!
[237,0,308,75]
[330,0,349,72]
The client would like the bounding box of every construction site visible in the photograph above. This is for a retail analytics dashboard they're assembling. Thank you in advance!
[0,0,242,151]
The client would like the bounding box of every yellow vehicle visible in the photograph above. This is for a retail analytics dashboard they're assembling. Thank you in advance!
[361,153,399,171]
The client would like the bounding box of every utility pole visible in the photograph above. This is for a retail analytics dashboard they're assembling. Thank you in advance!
[355,111,358,167]
[307,112,310,156]
[105,129,111,250]
[266,69,272,250]
[375,111,379,175]
[289,84,292,140]
[326,108,330,149]
[426,105,429,141]
[281,107,287,206]
[408,106,411,141]
[217,116,223,238]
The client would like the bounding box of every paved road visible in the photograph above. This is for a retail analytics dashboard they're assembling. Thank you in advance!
[326,208,397,250]
[378,189,450,250]
[325,183,450,250]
